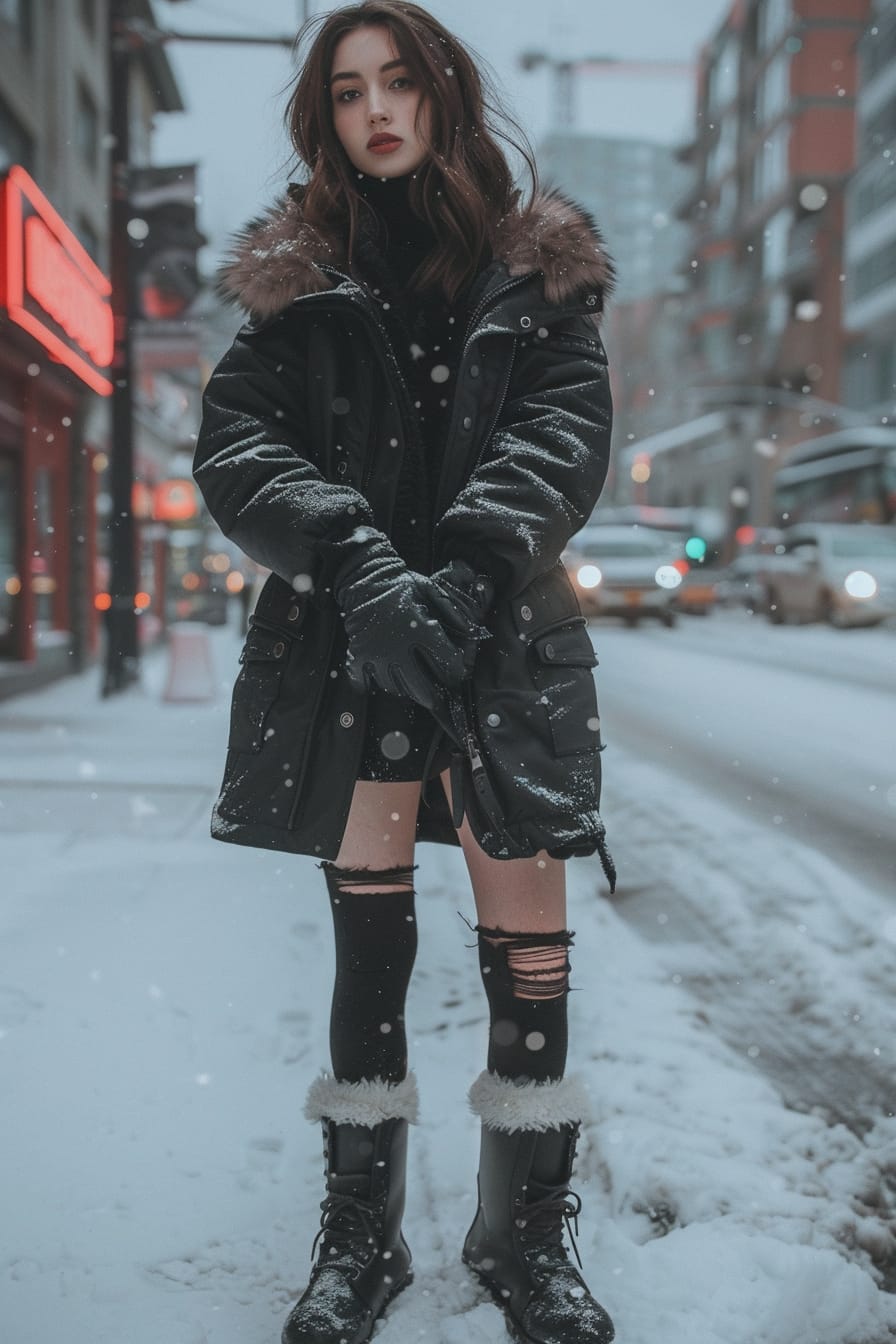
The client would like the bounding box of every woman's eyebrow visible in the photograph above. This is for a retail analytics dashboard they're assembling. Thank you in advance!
[330,58,406,86]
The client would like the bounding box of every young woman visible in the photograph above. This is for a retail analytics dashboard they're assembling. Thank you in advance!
[193,4,616,1341]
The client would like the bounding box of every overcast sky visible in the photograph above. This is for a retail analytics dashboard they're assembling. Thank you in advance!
[153,0,731,266]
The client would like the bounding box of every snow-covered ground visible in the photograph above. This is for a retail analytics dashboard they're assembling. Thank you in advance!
[1,618,894,1344]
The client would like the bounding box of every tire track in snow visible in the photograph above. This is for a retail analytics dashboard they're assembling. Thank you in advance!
[600,757,896,1288]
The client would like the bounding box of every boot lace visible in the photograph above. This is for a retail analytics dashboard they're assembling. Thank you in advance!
[310,1191,383,1272]
[516,1188,584,1272]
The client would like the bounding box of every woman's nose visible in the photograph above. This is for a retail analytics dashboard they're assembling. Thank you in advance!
[368,93,389,123]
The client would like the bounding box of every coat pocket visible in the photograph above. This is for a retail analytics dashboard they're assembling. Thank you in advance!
[529,621,600,756]
[228,624,291,752]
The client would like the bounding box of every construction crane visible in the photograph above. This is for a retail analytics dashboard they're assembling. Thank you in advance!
[519,51,695,129]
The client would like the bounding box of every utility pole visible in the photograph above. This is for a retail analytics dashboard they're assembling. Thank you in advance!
[103,0,139,697]
[100,9,297,698]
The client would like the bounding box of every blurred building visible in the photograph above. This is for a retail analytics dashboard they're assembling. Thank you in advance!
[536,133,692,504]
[615,0,871,540]
[538,133,691,305]
[0,1,190,698]
[843,0,896,419]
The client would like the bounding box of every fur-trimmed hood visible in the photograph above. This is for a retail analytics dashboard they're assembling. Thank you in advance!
[217,186,615,321]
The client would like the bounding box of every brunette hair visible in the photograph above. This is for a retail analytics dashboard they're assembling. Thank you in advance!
[283,1,538,301]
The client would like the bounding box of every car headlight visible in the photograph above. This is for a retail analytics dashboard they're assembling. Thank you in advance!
[843,570,878,600]
[655,565,682,590]
[577,564,602,589]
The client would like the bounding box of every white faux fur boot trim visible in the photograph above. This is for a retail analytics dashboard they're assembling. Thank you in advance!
[467,1070,591,1133]
[303,1070,420,1127]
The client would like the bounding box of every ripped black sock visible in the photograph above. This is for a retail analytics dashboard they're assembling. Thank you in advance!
[475,925,573,1084]
[324,863,418,1084]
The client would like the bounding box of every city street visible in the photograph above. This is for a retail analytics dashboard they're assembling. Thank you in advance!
[594,609,895,901]
[1,614,895,1344]
[3,1,896,1341]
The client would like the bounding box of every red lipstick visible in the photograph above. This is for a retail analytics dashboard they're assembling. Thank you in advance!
[367,133,403,153]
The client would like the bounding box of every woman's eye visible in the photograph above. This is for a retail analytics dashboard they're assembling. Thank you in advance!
[390,76,413,90]
[335,88,359,103]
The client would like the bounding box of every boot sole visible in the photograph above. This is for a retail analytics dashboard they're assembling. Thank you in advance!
[462,1256,614,1344]
[283,1270,414,1344]
[462,1255,535,1344]
[359,1270,414,1344]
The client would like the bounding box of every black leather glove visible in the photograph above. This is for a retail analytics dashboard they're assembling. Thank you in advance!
[333,529,467,709]
[421,560,494,672]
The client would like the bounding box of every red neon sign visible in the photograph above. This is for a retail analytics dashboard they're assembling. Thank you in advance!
[0,164,113,396]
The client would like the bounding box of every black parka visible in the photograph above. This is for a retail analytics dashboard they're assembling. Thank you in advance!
[193,186,616,860]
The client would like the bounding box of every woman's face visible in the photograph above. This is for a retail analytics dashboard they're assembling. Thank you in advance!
[330,25,430,178]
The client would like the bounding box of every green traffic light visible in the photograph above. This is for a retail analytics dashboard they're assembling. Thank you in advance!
[685,536,707,561]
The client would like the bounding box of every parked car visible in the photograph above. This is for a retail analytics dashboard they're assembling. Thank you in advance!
[672,564,720,616]
[562,525,682,626]
[759,523,896,627]
[715,555,773,610]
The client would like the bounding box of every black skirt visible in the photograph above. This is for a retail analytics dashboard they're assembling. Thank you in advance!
[357,690,452,783]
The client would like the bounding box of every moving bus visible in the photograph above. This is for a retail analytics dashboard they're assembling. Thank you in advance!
[772,427,896,527]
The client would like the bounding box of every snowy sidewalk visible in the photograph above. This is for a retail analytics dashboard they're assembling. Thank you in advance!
[1,626,894,1344]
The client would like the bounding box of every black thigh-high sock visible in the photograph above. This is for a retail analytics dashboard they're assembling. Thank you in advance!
[475,925,574,1084]
[324,864,418,1084]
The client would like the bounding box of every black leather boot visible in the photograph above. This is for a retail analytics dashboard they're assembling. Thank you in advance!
[281,1071,417,1344]
[462,1070,615,1344]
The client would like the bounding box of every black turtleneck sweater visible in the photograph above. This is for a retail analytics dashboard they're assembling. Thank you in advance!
[353,172,468,573]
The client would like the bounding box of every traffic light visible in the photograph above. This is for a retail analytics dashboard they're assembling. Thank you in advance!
[684,535,707,562]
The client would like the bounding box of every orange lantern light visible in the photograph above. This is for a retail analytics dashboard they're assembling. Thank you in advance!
[153,478,198,522]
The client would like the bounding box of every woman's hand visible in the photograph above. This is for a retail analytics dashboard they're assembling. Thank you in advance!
[334,532,468,709]
[420,560,493,672]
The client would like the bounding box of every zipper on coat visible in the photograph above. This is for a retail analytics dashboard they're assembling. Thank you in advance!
[458,273,532,361]
[430,274,532,537]
[311,271,424,490]
[303,268,534,564]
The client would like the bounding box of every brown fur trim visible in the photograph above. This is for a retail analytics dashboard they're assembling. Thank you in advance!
[494,187,615,308]
[215,192,341,319]
[217,186,615,319]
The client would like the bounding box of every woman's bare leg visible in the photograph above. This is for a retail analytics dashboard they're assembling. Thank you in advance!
[439,769,566,929]
[333,779,421,890]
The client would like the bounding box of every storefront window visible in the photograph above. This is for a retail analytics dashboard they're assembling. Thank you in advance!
[76,80,99,169]
[0,456,19,656]
[32,465,58,631]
